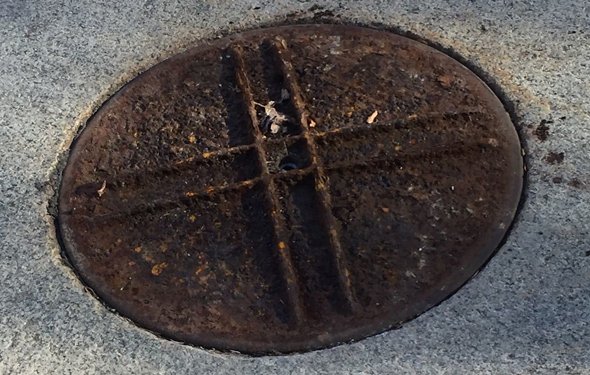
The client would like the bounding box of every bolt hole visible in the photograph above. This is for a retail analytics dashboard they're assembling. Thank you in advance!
[279,156,300,171]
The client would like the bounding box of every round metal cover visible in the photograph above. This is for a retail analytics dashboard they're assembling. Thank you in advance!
[58,24,523,354]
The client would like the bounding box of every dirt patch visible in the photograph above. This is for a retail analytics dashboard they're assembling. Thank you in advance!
[545,151,565,165]
[568,178,583,189]
[534,119,551,142]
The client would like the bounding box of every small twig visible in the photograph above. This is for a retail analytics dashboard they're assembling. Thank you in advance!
[367,110,379,124]
[253,100,289,134]
[97,180,107,197]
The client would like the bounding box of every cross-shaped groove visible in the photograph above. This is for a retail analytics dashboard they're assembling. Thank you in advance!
[228,45,306,325]
[64,40,497,325]
[56,25,526,353]
[268,36,357,313]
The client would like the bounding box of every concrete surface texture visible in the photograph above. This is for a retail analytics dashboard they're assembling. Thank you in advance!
[0,0,588,374]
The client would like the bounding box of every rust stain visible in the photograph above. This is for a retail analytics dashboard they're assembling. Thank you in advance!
[151,262,168,276]
[58,24,522,354]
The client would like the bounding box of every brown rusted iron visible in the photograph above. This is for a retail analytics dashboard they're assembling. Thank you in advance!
[58,24,523,354]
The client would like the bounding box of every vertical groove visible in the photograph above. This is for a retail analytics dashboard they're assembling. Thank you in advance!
[227,45,305,324]
[267,37,357,312]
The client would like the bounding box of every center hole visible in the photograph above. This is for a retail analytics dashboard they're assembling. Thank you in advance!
[279,155,301,171]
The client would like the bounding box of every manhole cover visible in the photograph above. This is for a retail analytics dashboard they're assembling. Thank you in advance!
[58,24,523,354]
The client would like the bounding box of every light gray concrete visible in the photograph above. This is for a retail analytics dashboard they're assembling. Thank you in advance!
[0,1,589,374]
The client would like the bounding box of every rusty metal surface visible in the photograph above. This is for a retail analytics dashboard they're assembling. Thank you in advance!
[58,24,523,354]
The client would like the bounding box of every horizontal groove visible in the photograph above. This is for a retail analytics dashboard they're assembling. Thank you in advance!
[65,177,264,222]
[65,163,318,222]
[175,144,256,165]
[273,165,316,181]
[98,143,258,190]
[313,110,490,139]
[80,112,486,197]
[324,140,495,171]
[264,134,306,144]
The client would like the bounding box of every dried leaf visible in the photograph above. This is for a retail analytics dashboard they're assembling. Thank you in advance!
[97,180,107,197]
[270,122,281,134]
[255,100,288,134]
[151,262,168,276]
[437,74,454,88]
[367,110,379,124]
